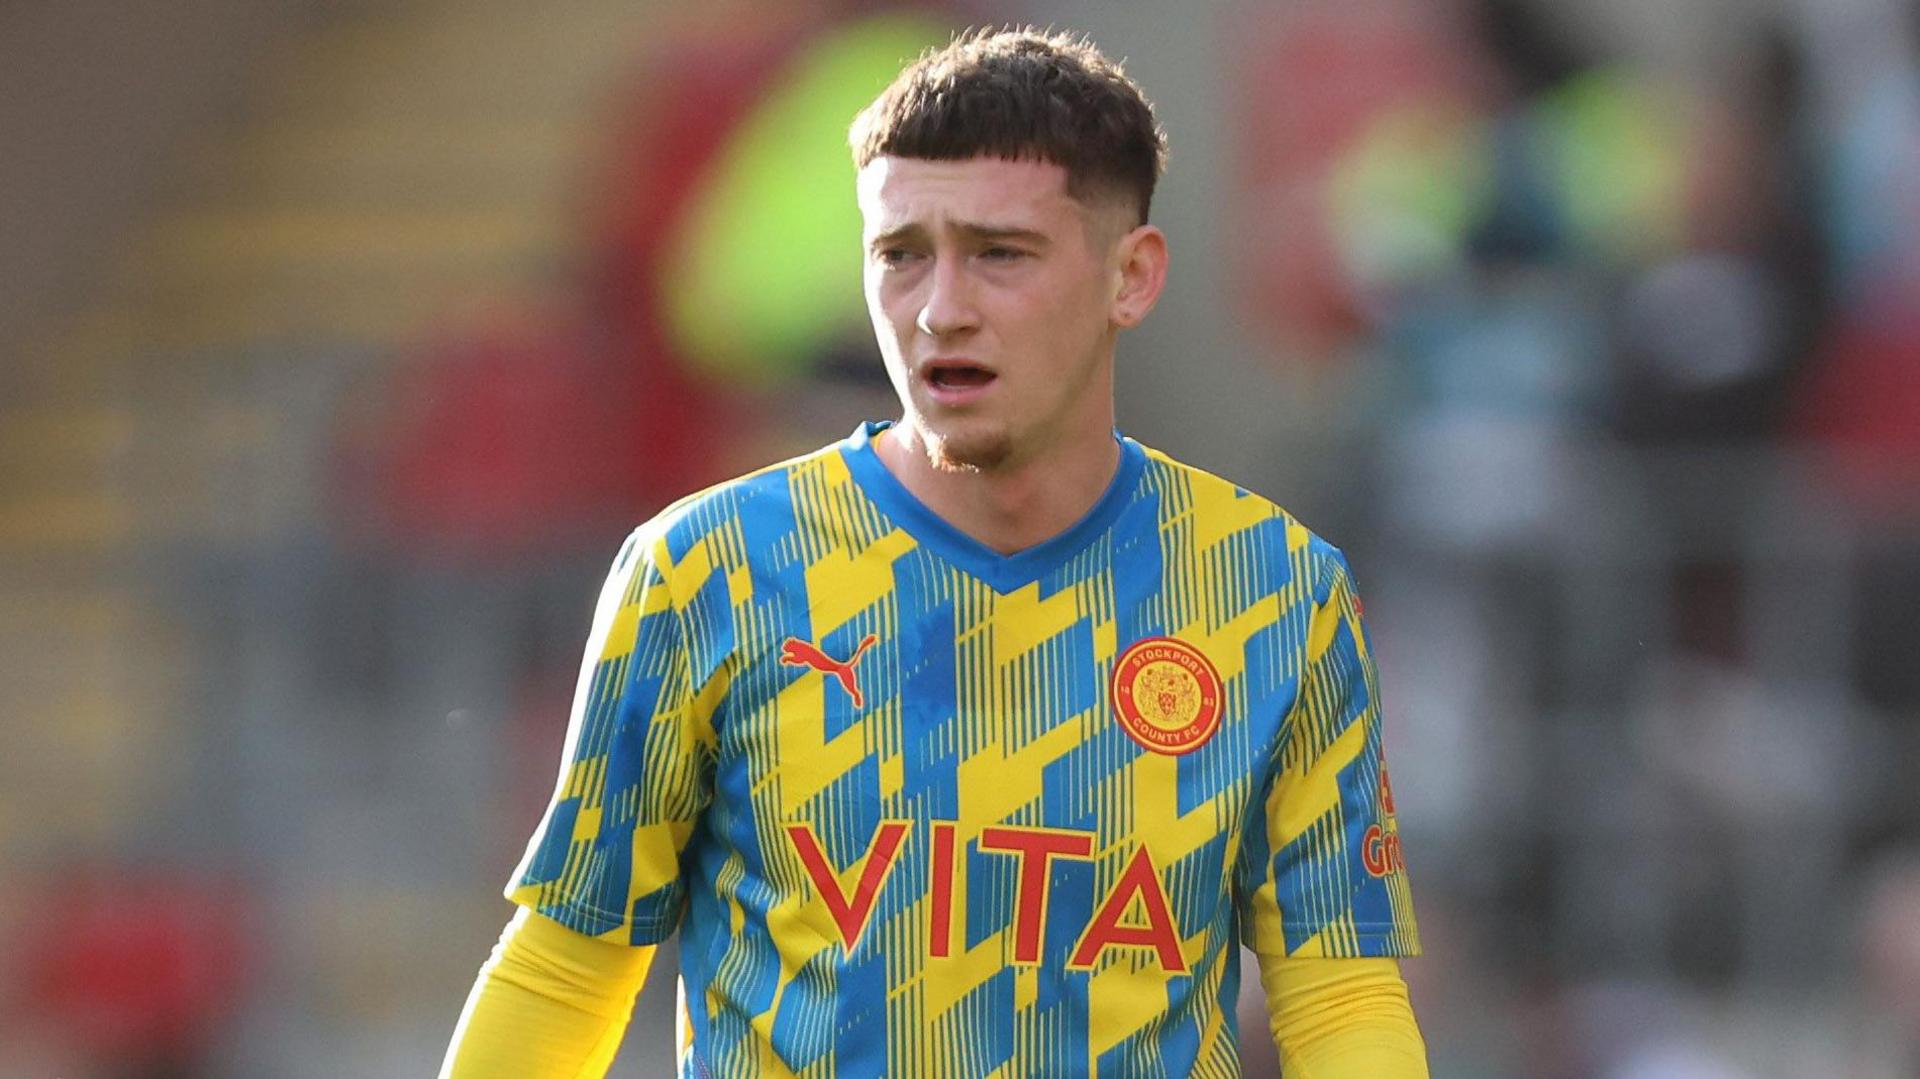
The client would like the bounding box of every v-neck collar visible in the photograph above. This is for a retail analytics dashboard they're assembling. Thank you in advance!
[837,420,1146,593]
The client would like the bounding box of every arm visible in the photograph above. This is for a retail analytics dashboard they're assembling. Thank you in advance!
[444,523,719,1072]
[1257,954,1427,1078]
[441,909,656,1078]
[1236,543,1426,1069]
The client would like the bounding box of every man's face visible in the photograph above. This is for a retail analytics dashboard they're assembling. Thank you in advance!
[858,155,1131,472]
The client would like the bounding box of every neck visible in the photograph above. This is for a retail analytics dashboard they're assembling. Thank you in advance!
[875,421,1121,556]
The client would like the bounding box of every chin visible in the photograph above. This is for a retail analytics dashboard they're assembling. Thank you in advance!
[920,419,1014,473]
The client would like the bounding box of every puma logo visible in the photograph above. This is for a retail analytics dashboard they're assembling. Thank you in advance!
[779,634,880,708]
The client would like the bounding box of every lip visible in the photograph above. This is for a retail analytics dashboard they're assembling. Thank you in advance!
[918,357,999,407]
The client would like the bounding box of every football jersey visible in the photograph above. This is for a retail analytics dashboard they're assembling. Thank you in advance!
[508,421,1417,1077]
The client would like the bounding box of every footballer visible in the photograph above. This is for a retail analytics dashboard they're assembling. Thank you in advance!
[443,27,1426,1077]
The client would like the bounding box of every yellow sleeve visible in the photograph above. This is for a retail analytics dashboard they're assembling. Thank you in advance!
[441,908,658,1079]
[1257,954,1429,1078]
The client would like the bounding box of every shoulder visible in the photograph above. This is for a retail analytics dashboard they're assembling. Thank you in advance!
[1134,439,1288,521]
[616,437,848,576]
[1132,439,1352,589]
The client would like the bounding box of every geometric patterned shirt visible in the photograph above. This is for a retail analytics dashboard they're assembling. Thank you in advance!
[508,421,1418,1077]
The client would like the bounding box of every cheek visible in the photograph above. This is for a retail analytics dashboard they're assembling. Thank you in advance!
[865,291,914,371]
[869,278,915,330]
[863,283,900,337]
[1026,280,1107,349]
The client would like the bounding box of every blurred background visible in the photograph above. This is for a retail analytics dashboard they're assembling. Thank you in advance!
[3,0,1918,1075]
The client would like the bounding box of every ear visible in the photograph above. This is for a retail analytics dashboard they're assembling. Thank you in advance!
[1109,224,1168,329]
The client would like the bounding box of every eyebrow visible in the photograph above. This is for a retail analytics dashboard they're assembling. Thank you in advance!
[868,222,1052,250]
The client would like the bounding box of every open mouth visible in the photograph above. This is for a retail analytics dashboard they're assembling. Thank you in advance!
[924,360,996,392]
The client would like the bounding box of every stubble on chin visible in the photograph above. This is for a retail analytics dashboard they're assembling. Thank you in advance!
[922,423,1013,474]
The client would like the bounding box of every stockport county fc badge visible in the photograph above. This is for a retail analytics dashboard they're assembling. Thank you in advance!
[1110,637,1224,755]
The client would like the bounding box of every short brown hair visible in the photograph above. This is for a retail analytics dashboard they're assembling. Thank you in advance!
[850,27,1167,225]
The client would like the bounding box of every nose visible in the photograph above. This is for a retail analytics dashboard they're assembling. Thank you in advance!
[915,256,977,338]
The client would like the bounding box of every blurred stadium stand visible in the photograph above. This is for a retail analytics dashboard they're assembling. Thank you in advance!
[3,1,1919,1076]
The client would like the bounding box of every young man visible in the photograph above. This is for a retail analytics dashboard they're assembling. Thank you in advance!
[444,28,1426,1077]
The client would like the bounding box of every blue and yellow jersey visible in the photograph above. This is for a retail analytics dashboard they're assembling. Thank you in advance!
[509,421,1417,1077]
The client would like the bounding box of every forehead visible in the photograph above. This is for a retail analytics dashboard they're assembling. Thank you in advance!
[856,156,1081,234]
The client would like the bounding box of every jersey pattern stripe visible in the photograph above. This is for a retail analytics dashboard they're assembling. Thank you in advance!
[508,422,1418,1077]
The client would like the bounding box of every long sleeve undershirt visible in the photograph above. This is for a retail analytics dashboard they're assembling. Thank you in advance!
[1257,952,1429,1077]
[443,911,1425,1077]
[439,909,654,1079]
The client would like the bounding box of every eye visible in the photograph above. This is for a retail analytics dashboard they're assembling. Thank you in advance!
[980,245,1027,263]
[875,247,922,269]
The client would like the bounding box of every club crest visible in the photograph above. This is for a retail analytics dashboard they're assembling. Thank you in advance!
[1110,636,1223,755]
